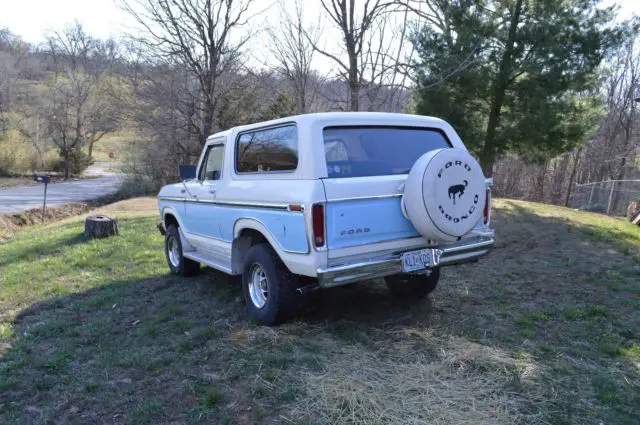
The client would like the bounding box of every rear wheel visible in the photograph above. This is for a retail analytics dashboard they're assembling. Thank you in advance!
[385,268,440,298]
[242,243,298,325]
[165,225,200,277]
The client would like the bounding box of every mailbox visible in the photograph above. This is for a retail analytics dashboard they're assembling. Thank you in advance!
[33,174,51,222]
[33,174,51,184]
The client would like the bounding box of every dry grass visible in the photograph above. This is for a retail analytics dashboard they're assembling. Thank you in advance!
[292,335,536,425]
[0,178,38,189]
[0,197,157,240]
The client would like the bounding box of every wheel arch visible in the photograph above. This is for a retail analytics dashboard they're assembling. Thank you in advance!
[162,206,183,229]
[231,219,291,274]
[161,207,194,252]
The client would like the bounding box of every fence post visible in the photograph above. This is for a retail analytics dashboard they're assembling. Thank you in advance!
[588,183,595,210]
[606,181,616,215]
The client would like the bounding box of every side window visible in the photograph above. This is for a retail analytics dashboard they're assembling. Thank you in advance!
[199,145,225,181]
[236,125,298,173]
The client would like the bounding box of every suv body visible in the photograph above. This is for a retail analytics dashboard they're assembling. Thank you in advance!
[158,112,495,324]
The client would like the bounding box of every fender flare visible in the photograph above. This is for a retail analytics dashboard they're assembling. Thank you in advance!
[233,218,290,255]
[161,206,194,251]
[161,206,186,228]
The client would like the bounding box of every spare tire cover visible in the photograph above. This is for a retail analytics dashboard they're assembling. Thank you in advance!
[403,148,485,243]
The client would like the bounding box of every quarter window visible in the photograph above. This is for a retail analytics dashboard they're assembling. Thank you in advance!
[199,144,225,181]
[236,125,298,173]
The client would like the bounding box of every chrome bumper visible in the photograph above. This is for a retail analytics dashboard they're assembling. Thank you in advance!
[316,236,495,288]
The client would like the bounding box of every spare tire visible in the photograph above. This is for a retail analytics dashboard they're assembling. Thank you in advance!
[402,148,486,243]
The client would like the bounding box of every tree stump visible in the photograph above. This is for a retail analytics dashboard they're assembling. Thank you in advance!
[84,215,119,239]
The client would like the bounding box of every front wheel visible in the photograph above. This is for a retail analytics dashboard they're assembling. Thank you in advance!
[165,225,200,277]
[242,243,298,325]
[385,268,440,298]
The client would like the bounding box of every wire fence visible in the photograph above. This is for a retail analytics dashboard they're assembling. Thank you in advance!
[571,180,640,216]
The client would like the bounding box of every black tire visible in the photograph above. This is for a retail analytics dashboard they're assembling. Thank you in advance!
[165,224,200,277]
[385,268,440,298]
[242,243,298,325]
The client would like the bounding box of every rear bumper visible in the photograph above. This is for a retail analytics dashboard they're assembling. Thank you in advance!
[316,236,494,288]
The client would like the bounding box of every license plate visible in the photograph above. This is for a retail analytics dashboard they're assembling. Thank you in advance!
[401,249,432,273]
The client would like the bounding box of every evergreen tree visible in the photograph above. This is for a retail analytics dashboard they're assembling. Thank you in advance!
[259,93,296,121]
[412,0,621,176]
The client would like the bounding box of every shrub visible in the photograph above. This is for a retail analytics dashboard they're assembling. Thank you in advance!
[0,130,31,176]
[49,149,94,176]
[116,174,159,198]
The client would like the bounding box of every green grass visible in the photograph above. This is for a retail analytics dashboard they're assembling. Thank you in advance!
[0,198,639,424]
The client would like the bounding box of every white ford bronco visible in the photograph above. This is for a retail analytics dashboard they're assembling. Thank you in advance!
[157,112,495,325]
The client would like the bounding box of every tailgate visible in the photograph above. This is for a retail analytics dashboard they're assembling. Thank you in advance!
[322,175,420,250]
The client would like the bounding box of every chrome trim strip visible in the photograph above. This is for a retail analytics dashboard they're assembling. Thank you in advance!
[215,199,290,210]
[325,193,403,203]
[157,196,294,211]
[317,236,494,288]
[159,196,185,202]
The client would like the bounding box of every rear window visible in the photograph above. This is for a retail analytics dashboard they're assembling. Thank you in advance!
[323,126,451,178]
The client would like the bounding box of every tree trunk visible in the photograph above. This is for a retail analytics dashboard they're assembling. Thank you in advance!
[348,70,359,111]
[481,0,523,177]
[64,151,70,180]
[84,215,119,239]
[565,148,582,206]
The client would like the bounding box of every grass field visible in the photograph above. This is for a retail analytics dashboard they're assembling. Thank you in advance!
[1,199,639,424]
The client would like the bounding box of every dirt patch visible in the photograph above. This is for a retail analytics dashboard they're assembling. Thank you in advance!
[0,177,38,189]
[0,197,156,240]
[0,175,97,189]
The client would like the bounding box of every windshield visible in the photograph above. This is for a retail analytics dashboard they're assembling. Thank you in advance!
[323,126,451,178]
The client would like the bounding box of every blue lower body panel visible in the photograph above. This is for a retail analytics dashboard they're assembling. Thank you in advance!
[325,197,419,249]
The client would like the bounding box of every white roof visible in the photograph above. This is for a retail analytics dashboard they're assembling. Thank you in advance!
[207,112,448,141]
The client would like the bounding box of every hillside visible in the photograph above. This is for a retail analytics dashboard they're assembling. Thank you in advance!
[0,198,639,424]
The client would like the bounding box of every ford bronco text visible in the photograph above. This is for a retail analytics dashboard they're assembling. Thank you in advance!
[157,112,495,325]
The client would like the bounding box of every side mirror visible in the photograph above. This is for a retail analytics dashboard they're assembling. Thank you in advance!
[179,164,197,181]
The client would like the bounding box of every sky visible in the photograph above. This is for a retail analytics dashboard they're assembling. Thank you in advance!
[0,0,639,74]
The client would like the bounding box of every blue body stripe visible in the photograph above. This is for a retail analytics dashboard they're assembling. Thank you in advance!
[325,197,419,249]
[159,200,308,253]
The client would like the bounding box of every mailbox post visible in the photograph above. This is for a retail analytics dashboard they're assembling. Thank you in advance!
[33,174,51,222]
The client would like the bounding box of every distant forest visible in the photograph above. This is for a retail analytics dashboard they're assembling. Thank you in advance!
[0,0,638,207]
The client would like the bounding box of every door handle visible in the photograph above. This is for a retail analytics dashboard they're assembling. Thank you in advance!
[208,189,216,197]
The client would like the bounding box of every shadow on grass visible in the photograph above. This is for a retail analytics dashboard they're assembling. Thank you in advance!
[0,231,88,268]
[1,266,435,423]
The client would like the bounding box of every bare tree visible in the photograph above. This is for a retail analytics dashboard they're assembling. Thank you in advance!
[361,6,412,111]
[308,0,394,111]
[268,0,320,114]
[598,34,640,180]
[119,0,254,147]
[43,22,118,178]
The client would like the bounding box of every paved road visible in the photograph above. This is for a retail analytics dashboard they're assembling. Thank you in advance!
[0,165,122,214]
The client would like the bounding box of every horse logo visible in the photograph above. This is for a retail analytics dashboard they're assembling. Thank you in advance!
[448,180,468,205]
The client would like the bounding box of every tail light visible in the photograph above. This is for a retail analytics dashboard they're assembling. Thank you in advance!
[312,203,325,248]
[483,189,491,224]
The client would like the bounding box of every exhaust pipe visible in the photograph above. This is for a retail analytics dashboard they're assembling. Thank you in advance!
[296,283,320,296]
